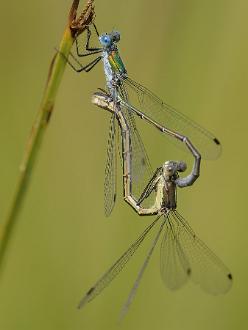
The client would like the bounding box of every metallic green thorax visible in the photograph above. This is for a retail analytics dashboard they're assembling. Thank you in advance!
[108,50,127,75]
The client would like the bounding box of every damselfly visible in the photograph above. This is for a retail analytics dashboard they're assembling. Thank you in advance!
[76,93,232,318]
[62,25,222,216]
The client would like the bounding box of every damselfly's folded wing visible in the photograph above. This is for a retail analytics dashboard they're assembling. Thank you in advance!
[118,83,153,203]
[160,211,232,294]
[104,113,117,216]
[124,78,222,160]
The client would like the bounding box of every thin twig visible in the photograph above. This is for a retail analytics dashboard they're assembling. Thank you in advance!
[0,0,95,272]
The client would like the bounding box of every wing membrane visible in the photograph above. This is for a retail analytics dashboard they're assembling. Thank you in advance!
[124,78,221,160]
[78,216,161,308]
[104,114,117,216]
[160,211,232,294]
[118,84,153,202]
[120,217,164,320]
[160,214,190,290]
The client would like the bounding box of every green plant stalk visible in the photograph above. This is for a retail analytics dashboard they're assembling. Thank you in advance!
[0,0,95,270]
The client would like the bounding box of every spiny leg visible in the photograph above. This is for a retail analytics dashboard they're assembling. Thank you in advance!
[75,25,102,56]
[136,167,162,206]
[58,49,102,73]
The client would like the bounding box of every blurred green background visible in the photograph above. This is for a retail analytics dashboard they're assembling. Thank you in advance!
[0,0,246,329]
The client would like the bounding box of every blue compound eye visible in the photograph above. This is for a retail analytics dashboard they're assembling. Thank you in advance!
[99,34,111,46]
[104,36,110,43]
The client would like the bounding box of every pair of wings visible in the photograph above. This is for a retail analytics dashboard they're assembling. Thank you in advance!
[78,211,232,310]
[104,77,222,216]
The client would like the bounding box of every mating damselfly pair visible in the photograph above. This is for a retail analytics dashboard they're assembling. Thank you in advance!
[60,23,232,317]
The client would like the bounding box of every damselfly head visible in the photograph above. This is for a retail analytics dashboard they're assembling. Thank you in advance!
[99,31,121,48]
[162,161,178,177]
[162,160,187,179]
[99,33,112,47]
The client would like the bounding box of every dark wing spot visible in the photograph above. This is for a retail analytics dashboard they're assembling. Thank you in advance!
[141,157,146,166]
[227,273,233,280]
[187,268,191,276]
[113,193,117,202]
[213,137,221,145]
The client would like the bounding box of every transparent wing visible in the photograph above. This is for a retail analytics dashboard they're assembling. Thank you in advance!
[160,214,190,290]
[78,216,161,309]
[118,84,153,203]
[120,217,164,320]
[160,211,232,294]
[104,114,117,217]
[124,78,221,160]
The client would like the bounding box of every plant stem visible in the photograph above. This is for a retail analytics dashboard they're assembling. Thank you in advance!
[0,0,95,271]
